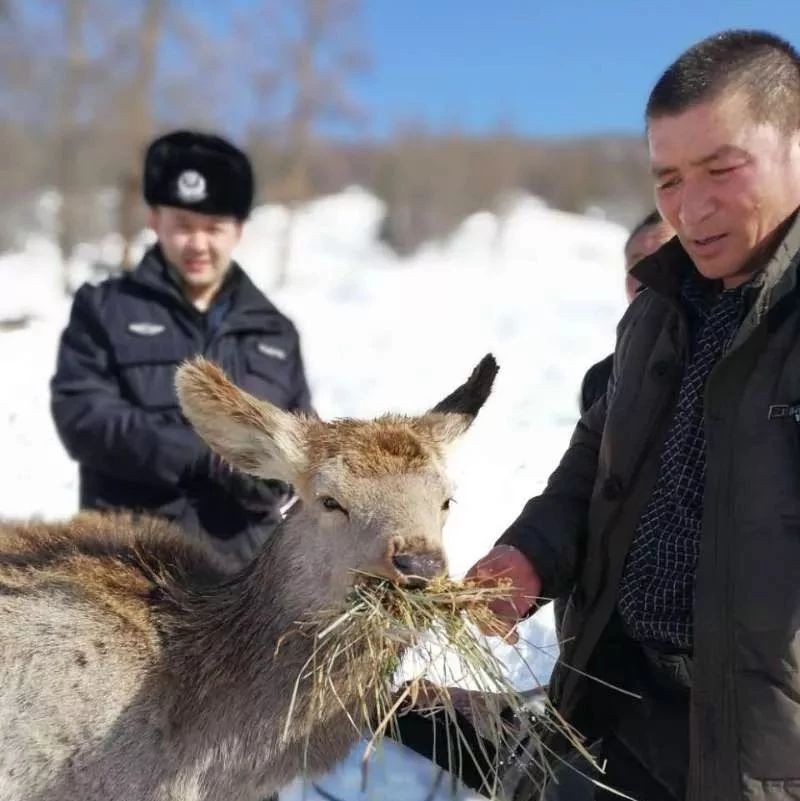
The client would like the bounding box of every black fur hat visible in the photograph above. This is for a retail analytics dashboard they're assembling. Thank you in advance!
[143,130,254,220]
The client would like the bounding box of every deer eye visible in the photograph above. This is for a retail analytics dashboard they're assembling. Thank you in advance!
[320,496,348,515]
[442,497,455,511]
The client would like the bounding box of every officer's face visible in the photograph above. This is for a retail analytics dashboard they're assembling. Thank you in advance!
[149,207,243,290]
[649,90,800,288]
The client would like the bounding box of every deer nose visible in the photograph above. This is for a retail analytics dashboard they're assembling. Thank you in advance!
[392,552,446,586]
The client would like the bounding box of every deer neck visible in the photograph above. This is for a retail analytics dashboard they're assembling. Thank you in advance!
[164,509,371,752]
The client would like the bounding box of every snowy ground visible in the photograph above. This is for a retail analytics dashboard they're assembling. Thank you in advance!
[0,187,628,800]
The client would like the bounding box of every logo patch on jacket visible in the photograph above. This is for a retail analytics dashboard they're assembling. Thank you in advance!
[768,403,800,423]
[257,342,287,360]
[128,322,166,336]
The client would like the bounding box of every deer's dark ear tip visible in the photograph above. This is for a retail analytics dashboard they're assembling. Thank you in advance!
[477,353,499,379]
[470,353,499,395]
[430,353,499,417]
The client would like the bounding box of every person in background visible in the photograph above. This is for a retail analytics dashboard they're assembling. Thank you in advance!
[51,130,312,571]
[579,210,675,413]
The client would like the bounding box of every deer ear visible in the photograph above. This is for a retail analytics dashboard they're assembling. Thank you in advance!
[415,354,499,446]
[175,357,306,482]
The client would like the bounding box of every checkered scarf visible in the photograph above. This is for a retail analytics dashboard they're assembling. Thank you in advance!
[617,274,747,650]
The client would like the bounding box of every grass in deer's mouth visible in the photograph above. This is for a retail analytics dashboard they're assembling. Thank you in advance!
[281,575,605,799]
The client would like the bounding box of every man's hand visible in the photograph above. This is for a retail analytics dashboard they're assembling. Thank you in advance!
[184,453,290,515]
[465,545,542,644]
[220,470,288,514]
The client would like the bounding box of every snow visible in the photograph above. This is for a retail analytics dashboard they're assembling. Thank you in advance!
[0,187,629,800]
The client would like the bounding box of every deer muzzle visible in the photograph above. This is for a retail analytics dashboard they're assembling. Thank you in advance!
[392,552,446,587]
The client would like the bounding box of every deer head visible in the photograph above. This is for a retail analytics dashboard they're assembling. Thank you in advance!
[176,355,498,603]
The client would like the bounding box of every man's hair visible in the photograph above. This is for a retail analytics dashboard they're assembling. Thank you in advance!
[646,30,800,133]
[625,209,663,250]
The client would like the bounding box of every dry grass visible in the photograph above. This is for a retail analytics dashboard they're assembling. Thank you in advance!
[279,574,616,799]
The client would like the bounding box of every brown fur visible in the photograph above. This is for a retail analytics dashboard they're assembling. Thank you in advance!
[0,513,223,674]
[303,416,437,477]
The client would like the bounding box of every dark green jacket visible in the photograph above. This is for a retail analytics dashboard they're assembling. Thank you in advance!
[500,211,800,801]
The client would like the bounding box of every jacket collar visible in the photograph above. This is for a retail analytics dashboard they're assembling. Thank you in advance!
[631,209,800,352]
[127,246,283,330]
[731,209,800,350]
[632,209,800,309]
[631,235,697,299]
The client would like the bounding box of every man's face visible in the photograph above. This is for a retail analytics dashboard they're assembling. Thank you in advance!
[648,91,800,288]
[149,207,242,290]
[624,221,675,302]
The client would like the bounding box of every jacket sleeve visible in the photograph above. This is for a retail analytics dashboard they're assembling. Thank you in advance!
[50,284,208,489]
[579,354,614,415]
[496,394,606,601]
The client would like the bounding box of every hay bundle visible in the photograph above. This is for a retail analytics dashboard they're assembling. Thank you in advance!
[281,575,608,799]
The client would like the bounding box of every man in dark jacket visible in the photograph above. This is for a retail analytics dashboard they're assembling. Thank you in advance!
[468,31,800,801]
[51,130,312,570]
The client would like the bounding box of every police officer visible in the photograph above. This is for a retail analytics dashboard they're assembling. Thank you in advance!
[51,130,313,570]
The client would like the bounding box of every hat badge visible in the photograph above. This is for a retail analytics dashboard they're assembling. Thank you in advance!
[176,170,207,203]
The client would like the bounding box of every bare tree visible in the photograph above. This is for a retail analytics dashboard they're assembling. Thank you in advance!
[55,0,88,289]
[0,1,656,265]
[118,0,165,269]
[248,0,368,287]
[0,2,62,248]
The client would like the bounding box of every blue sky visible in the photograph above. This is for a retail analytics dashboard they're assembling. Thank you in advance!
[354,1,800,138]
[190,1,799,140]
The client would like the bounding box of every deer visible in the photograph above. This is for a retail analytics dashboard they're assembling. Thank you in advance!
[0,353,498,801]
